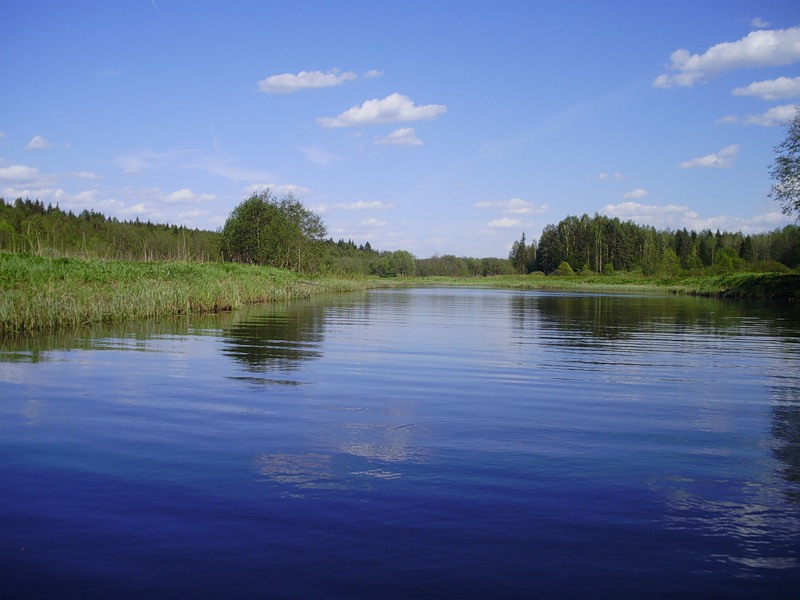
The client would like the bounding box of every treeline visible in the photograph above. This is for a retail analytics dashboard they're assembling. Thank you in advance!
[513,214,799,276]
[321,238,418,277]
[0,198,218,261]
[321,240,514,277]
[2,197,798,277]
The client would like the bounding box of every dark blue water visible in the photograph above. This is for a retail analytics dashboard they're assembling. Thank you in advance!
[2,288,799,598]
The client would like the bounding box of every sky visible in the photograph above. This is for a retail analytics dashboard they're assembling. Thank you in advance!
[2,0,800,258]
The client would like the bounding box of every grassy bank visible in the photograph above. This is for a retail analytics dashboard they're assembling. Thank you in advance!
[0,252,379,334]
[405,272,800,300]
[3,253,797,335]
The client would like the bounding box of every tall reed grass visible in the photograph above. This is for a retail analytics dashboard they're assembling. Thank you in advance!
[0,253,376,334]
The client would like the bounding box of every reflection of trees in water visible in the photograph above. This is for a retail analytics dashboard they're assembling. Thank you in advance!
[511,290,800,501]
[511,292,800,346]
[510,293,764,344]
[0,313,232,363]
[222,302,325,372]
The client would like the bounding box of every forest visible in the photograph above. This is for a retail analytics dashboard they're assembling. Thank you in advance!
[512,213,799,276]
[1,196,798,277]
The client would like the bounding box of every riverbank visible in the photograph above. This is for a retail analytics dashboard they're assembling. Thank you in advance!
[0,253,379,334]
[2,253,797,334]
[405,272,800,300]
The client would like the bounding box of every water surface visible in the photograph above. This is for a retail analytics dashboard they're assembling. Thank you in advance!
[1,288,799,597]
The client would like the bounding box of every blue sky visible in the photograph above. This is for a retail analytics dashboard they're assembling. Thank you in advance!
[2,1,799,258]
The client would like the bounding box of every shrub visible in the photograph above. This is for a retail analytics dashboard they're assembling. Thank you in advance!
[553,261,575,276]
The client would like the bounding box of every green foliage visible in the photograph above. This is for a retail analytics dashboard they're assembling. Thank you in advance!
[219,190,327,273]
[0,197,219,260]
[553,261,575,276]
[0,252,376,334]
[415,255,514,277]
[712,247,742,274]
[534,213,799,276]
[659,247,682,277]
[509,232,537,273]
[3,194,798,283]
[769,106,800,218]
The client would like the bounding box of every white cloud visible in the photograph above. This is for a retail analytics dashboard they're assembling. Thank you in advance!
[116,149,175,174]
[301,146,343,165]
[0,182,130,217]
[678,144,739,168]
[317,93,447,128]
[165,188,216,203]
[71,190,99,204]
[0,164,40,180]
[122,203,147,215]
[364,70,383,79]
[243,183,311,197]
[718,104,798,126]
[361,218,388,227]
[732,76,800,100]
[601,201,789,233]
[25,135,54,150]
[332,200,394,210]
[602,201,698,223]
[116,148,273,182]
[257,69,357,94]
[653,26,800,88]
[597,172,626,181]
[375,127,423,146]
[70,171,102,180]
[199,159,272,182]
[487,217,521,229]
[622,188,648,199]
[475,198,548,215]
[2,185,64,202]
[751,17,770,29]
[178,208,211,220]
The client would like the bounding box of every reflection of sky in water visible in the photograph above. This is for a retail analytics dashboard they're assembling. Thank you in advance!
[2,288,799,594]
[656,476,800,573]
[255,453,403,492]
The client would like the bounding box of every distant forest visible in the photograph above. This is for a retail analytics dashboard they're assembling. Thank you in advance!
[1,197,798,277]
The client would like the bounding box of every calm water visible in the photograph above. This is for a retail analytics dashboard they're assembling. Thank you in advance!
[1,287,799,598]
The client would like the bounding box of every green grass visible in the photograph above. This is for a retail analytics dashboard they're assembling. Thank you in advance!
[0,252,380,334]
[402,272,800,299]
[2,252,797,335]
[663,272,800,299]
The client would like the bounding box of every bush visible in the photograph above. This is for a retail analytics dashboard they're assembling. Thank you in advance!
[752,260,793,274]
[553,261,575,276]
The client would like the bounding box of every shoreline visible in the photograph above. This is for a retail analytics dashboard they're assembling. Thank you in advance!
[2,253,797,335]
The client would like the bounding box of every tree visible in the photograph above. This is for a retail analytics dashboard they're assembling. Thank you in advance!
[739,235,755,262]
[220,190,326,272]
[509,233,529,273]
[388,250,416,277]
[769,106,800,219]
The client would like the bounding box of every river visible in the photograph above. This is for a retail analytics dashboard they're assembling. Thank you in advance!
[1,287,799,597]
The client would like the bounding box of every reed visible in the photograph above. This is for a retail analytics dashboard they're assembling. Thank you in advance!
[0,253,378,334]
